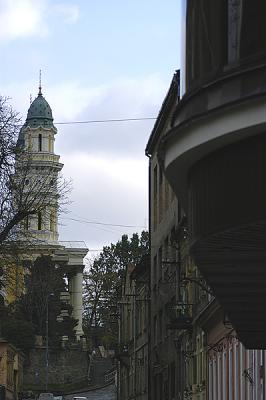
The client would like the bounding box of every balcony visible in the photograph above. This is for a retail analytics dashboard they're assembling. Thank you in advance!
[166,303,193,330]
[158,1,266,347]
[161,59,266,348]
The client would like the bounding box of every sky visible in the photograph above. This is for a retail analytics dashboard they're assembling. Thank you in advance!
[0,0,182,253]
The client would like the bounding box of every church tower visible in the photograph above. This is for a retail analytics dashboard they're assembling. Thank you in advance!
[17,82,63,245]
[16,80,87,340]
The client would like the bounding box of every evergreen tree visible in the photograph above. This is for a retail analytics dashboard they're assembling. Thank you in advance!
[83,231,149,348]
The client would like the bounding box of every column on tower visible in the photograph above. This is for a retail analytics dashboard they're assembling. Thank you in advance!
[68,266,84,339]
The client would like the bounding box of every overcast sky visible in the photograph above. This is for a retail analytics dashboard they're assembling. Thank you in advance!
[0,0,182,252]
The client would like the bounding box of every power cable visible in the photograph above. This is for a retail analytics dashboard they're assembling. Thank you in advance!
[54,117,156,125]
[60,216,146,229]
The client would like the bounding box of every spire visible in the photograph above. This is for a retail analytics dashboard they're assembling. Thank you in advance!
[30,94,32,104]
[38,69,42,95]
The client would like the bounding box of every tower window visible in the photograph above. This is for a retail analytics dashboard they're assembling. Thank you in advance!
[38,134,42,151]
[50,211,56,232]
[25,216,29,230]
[38,212,42,230]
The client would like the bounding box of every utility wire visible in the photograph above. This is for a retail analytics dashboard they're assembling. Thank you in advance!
[54,117,156,125]
[60,216,146,229]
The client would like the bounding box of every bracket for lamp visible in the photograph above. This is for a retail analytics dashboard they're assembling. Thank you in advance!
[180,275,213,295]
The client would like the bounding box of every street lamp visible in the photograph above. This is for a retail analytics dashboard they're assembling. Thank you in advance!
[45,293,54,391]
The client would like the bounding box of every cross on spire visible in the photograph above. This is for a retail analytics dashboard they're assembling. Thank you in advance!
[38,69,42,95]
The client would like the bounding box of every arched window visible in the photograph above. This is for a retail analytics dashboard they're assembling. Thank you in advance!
[38,134,42,151]
[50,211,55,232]
[24,216,29,230]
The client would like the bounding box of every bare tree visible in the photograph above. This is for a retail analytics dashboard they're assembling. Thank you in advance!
[0,96,71,301]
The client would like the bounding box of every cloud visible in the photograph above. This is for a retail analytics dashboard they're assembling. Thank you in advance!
[50,75,167,157]
[0,0,79,42]
[1,74,167,157]
[51,76,164,248]
[59,152,149,249]
[0,0,47,41]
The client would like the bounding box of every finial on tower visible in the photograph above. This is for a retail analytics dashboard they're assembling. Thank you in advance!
[38,69,42,95]
[30,94,32,104]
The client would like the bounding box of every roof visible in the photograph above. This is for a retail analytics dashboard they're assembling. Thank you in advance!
[145,70,180,156]
[25,89,54,129]
[59,241,88,250]
[17,89,55,148]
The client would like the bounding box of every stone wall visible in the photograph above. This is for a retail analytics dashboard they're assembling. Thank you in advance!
[23,347,89,391]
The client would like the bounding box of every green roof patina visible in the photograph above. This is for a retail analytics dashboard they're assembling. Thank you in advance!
[17,89,55,148]
[25,89,54,129]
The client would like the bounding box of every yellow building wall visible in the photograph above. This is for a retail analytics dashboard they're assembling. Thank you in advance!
[0,341,24,400]
[5,261,25,304]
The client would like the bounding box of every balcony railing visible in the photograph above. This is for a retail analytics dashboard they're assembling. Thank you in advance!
[166,302,193,330]
[104,369,116,383]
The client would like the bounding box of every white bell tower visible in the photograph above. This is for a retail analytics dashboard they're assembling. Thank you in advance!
[18,79,63,245]
[17,78,87,340]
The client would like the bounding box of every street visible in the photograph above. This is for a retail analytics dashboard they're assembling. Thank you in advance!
[64,384,116,400]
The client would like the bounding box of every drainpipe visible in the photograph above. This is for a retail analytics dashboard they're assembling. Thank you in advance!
[133,281,137,399]
[117,303,121,400]
[146,154,151,400]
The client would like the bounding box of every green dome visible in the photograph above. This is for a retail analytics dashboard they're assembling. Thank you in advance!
[17,90,56,149]
[25,91,55,129]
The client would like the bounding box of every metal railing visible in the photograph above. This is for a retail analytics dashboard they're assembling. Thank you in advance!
[104,369,116,383]
[166,302,193,329]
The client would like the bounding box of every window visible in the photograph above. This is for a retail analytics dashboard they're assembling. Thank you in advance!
[186,0,227,90]
[25,216,29,230]
[158,247,162,281]
[153,165,158,229]
[165,180,169,211]
[238,1,266,60]
[38,212,42,230]
[158,310,162,342]
[50,211,55,232]
[38,134,42,151]
[153,255,157,289]
[154,315,158,345]
[159,165,163,221]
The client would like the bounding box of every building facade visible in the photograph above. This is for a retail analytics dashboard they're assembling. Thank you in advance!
[145,65,266,398]
[145,72,211,400]
[160,0,266,350]
[0,340,24,400]
[144,1,266,397]
[117,257,150,400]
[146,72,181,400]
